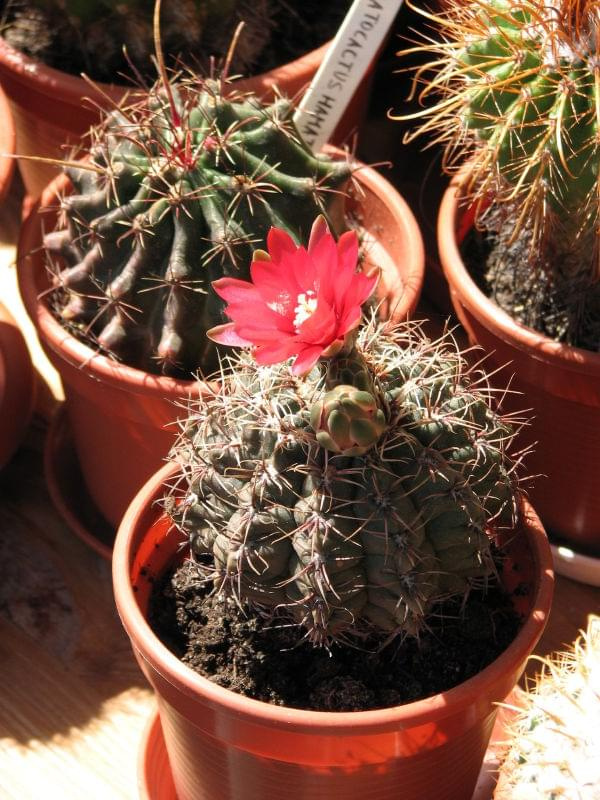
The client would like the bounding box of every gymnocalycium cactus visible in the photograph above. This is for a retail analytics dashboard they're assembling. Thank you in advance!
[495,615,600,799]
[44,73,351,377]
[399,0,600,282]
[166,216,522,646]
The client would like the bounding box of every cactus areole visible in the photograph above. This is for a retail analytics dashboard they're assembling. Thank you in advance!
[166,218,522,647]
[401,0,600,278]
[44,76,351,377]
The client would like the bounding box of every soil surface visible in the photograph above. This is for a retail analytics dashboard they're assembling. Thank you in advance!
[0,0,350,84]
[462,210,600,352]
[149,557,522,712]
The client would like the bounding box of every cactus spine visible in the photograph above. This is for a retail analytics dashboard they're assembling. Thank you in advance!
[495,615,600,799]
[44,76,351,377]
[167,317,522,646]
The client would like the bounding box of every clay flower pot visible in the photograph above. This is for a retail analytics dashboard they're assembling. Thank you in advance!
[112,461,554,800]
[0,36,369,200]
[17,163,424,536]
[0,301,36,469]
[0,81,16,202]
[0,88,33,468]
[438,175,600,566]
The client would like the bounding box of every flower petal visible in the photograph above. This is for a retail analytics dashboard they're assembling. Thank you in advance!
[206,323,253,347]
[336,305,362,335]
[333,230,360,305]
[212,277,262,306]
[291,345,324,376]
[254,337,304,365]
[226,302,295,334]
[297,299,338,344]
[250,258,296,312]
[266,227,298,264]
[340,271,379,313]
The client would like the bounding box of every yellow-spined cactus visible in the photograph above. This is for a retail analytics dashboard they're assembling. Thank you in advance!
[397,0,600,343]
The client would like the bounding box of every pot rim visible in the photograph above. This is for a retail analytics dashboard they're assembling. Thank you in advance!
[113,460,554,734]
[0,35,331,104]
[0,81,15,201]
[438,172,600,376]
[17,160,424,400]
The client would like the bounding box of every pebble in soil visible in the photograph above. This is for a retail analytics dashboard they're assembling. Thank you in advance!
[149,559,522,712]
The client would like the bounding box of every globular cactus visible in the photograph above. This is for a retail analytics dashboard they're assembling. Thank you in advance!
[167,316,522,646]
[44,76,351,377]
[400,0,600,279]
[4,0,276,81]
[495,615,600,799]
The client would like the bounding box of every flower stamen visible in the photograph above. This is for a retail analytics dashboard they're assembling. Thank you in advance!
[293,290,318,331]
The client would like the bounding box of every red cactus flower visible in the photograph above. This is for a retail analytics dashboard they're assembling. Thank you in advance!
[207,216,378,375]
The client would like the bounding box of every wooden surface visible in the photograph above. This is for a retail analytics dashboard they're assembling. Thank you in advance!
[0,170,599,800]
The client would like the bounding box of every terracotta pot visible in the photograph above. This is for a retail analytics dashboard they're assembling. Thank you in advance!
[438,176,600,557]
[0,301,36,469]
[0,81,15,202]
[0,36,370,200]
[17,163,424,531]
[113,461,553,800]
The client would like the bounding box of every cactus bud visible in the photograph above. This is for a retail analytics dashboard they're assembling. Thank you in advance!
[310,385,387,455]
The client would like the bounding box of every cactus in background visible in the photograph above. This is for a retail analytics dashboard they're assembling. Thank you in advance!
[2,0,276,80]
[495,615,600,799]
[165,218,522,646]
[399,0,600,285]
[43,75,351,377]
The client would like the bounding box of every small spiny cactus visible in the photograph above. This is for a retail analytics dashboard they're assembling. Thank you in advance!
[399,0,600,280]
[166,302,522,646]
[495,615,600,799]
[43,74,351,377]
[2,0,276,80]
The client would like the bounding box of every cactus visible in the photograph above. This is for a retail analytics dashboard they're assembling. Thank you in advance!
[165,220,522,646]
[399,0,600,287]
[2,0,276,80]
[495,615,600,799]
[43,74,351,377]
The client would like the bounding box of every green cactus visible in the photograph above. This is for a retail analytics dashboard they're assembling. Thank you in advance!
[495,615,600,799]
[44,75,351,377]
[3,0,276,80]
[166,317,521,646]
[310,385,387,456]
[399,0,600,281]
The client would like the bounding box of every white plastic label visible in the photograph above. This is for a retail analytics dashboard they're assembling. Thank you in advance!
[293,0,405,151]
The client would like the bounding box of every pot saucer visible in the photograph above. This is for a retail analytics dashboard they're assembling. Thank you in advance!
[44,406,114,561]
[550,541,600,587]
[138,712,176,800]
[138,701,515,800]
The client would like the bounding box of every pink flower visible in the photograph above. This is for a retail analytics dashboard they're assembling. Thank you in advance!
[207,216,378,375]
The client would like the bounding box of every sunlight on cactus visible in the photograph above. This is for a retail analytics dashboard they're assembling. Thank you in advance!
[43,74,351,377]
[495,615,600,799]
[398,0,600,279]
[164,220,524,647]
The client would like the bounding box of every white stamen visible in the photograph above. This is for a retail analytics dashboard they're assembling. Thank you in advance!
[293,290,317,330]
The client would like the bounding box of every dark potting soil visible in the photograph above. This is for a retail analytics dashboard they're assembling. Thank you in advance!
[149,558,523,712]
[0,0,350,85]
[462,212,600,352]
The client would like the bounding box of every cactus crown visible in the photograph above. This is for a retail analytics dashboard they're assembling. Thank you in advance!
[43,72,351,377]
[496,615,600,799]
[165,222,523,647]
[399,0,600,279]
